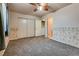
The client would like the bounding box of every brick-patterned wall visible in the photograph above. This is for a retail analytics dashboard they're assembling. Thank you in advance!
[53,27,79,48]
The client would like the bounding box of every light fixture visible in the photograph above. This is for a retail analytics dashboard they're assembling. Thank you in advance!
[30,3,48,11]
[37,5,43,11]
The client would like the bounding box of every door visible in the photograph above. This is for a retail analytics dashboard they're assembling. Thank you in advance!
[47,17,53,39]
[17,19,28,39]
[28,19,35,37]
[17,19,35,39]
[0,9,5,50]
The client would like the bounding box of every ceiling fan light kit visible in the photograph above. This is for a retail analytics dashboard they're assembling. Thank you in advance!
[30,3,48,11]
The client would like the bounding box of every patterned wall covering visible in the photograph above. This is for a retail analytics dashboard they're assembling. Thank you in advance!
[53,27,79,48]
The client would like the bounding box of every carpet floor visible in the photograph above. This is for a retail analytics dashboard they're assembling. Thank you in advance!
[3,36,79,56]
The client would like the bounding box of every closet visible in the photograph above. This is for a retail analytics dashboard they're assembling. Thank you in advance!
[16,18,35,39]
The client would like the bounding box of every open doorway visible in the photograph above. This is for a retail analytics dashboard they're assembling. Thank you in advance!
[2,3,9,49]
[47,16,53,39]
[41,21,45,36]
[4,4,9,37]
[0,5,5,50]
[5,11,8,37]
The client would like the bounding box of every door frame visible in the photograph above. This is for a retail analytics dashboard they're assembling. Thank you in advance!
[47,16,53,39]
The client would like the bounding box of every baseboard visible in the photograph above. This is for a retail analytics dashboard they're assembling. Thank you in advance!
[10,35,45,40]
[0,37,10,56]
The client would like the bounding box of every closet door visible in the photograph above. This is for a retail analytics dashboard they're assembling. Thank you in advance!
[17,19,35,39]
[17,19,28,39]
[28,19,35,37]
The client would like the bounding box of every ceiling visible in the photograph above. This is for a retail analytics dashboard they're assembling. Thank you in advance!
[8,3,71,17]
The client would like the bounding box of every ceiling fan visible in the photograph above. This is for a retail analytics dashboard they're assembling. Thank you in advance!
[30,3,48,12]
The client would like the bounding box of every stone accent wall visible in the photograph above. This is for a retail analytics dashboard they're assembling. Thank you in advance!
[53,27,79,48]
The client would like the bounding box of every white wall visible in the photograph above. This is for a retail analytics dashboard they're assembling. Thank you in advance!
[43,4,79,48]
[53,4,79,48]
[53,4,79,27]
[9,11,42,40]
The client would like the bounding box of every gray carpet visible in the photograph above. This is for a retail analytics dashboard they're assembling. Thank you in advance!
[3,36,79,56]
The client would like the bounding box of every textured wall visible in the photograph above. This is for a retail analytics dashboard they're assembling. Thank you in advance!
[42,4,79,48]
[52,4,79,48]
[53,27,79,48]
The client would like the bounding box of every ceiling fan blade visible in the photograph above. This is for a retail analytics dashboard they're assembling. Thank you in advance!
[29,3,48,12]
[43,3,48,11]
[30,3,37,6]
[29,3,37,12]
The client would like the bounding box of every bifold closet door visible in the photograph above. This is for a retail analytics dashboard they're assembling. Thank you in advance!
[17,19,35,39]
[17,19,28,38]
[28,19,35,37]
